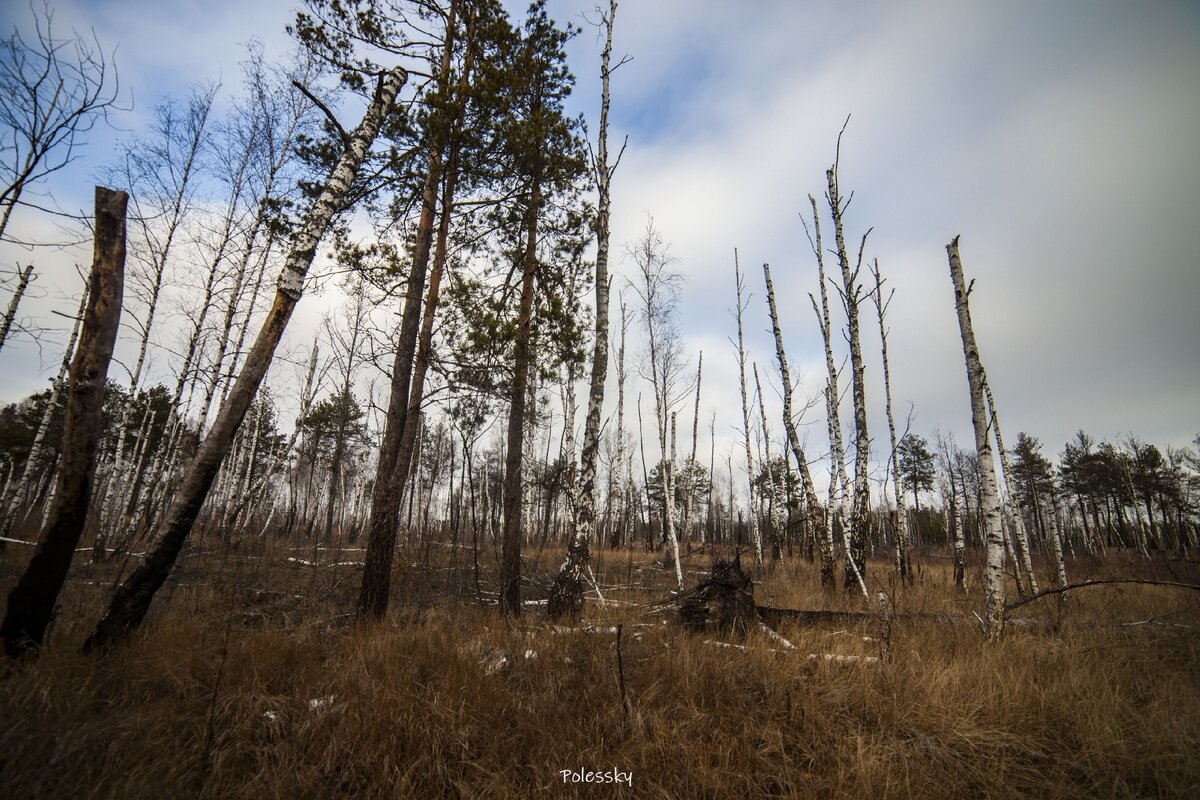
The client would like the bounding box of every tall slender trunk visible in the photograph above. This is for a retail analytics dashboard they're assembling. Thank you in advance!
[500,179,542,617]
[85,69,407,650]
[733,251,763,570]
[358,14,461,620]
[763,262,833,589]
[869,261,912,582]
[947,236,1006,641]
[3,187,126,657]
[983,378,1037,594]
[804,195,852,589]
[826,165,869,592]
[547,0,618,621]
[752,364,785,563]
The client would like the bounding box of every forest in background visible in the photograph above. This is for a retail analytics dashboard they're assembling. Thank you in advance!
[1,1,1199,796]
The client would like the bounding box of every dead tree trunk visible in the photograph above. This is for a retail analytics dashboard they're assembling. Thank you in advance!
[946,236,1006,641]
[0,263,34,354]
[803,195,852,591]
[983,378,1038,595]
[2,187,126,657]
[732,251,763,570]
[84,70,407,651]
[826,158,870,594]
[869,260,912,582]
[763,262,832,589]
[547,0,619,622]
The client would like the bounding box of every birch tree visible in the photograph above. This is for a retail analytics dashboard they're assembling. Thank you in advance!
[946,236,1006,641]
[869,260,912,582]
[549,0,622,620]
[802,195,853,591]
[84,66,408,651]
[731,251,763,571]
[825,143,871,592]
[631,220,685,589]
[763,261,834,589]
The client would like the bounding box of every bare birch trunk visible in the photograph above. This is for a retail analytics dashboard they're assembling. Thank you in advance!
[946,236,1006,640]
[983,378,1037,595]
[803,196,852,590]
[869,261,912,582]
[547,0,618,621]
[2,187,126,657]
[733,252,763,570]
[763,262,833,589]
[0,263,34,354]
[826,166,870,592]
[752,364,785,563]
[85,70,407,650]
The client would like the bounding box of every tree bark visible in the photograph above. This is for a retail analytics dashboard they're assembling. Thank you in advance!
[733,252,763,570]
[84,69,407,651]
[547,0,618,622]
[500,180,542,618]
[869,261,912,582]
[763,262,832,589]
[946,236,1006,641]
[0,263,34,354]
[2,187,126,657]
[826,166,870,593]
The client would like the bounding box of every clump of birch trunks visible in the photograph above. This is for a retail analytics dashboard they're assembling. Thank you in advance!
[2,545,1198,798]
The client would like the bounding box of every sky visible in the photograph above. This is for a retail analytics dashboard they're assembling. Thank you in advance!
[1,0,1198,493]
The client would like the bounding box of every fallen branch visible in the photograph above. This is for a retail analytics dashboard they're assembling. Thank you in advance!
[1004,578,1200,613]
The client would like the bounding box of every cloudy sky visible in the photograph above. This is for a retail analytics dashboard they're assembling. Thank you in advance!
[2,0,1198,486]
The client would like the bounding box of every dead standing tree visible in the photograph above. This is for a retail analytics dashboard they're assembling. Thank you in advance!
[2,186,125,658]
[946,236,1007,641]
[825,134,871,596]
[548,0,624,621]
[631,220,685,589]
[731,251,763,571]
[84,68,408,651]
[869,260,913,583]
[763,262,833,589]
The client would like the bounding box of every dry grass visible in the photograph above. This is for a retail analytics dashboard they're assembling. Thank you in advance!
[2,543,1200,798]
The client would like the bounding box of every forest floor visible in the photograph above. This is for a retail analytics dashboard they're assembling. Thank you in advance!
[2,538,1199,798]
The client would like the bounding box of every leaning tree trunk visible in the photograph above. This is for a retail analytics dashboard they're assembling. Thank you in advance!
[2,187,126,658]
[84,70,407,651]
[0,263,34,354]
[547,0,619,622]
[763,262,833,590]
[983,377,1037,595]
[947,236,1006,641]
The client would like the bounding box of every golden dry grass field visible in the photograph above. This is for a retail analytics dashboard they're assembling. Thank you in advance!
[2,543,1199,798]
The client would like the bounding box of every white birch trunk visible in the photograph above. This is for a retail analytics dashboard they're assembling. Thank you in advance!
[733,251,763,570]
[763,262,833,588]
[0,263,34,354]
[946,236,1006,641]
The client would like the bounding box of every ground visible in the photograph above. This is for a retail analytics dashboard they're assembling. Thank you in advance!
[2,539,1198,798]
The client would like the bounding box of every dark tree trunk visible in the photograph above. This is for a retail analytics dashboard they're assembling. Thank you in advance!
[3,187,126,657]
[500,180,541,618]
